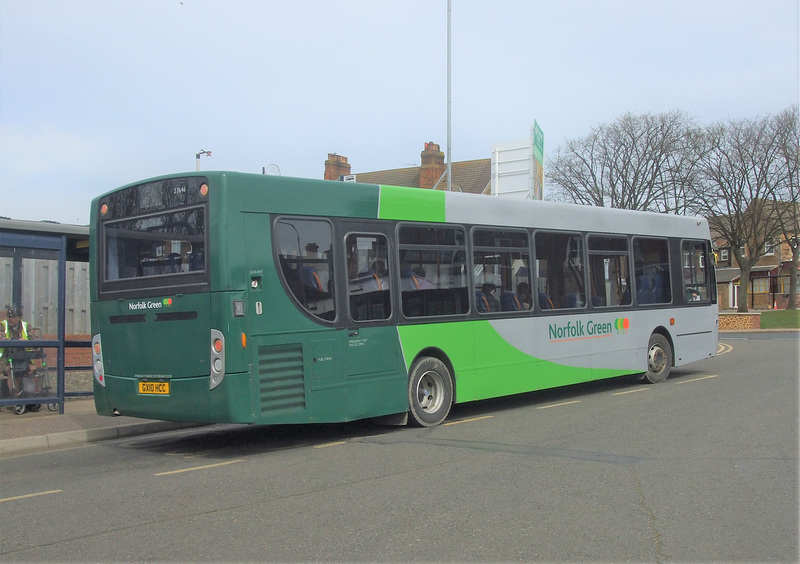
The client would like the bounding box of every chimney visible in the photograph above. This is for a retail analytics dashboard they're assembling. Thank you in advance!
[324,153,351,181]
[419,142,445,189]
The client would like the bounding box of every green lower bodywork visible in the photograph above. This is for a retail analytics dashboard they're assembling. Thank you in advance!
[94,314,628,425]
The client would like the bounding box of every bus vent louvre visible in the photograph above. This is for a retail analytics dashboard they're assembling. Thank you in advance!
[257,344,306,414]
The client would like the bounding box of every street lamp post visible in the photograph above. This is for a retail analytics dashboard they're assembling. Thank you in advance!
[195,149,212,171]
[446,0,452,191]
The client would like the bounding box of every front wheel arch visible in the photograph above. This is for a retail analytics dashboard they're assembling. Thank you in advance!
[644,332,673,384]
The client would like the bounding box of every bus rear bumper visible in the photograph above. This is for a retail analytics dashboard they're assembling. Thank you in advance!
[93,372,254,424]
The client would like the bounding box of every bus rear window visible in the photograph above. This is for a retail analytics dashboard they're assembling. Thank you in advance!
[105,207,206,281]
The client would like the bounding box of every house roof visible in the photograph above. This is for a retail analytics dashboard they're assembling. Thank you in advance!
[715,264,787,283]
[715,268,741,283]
[353,158,492,195]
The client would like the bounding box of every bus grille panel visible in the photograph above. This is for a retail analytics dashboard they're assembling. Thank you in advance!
[257,344,307,414]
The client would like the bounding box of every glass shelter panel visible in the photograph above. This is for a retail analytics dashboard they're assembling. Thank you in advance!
[0,246,61,410]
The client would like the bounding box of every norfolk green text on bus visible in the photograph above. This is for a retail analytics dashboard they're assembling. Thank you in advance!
[89,172,718,427]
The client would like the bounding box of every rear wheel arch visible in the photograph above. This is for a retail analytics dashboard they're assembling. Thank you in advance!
[412,347,456,400]
[407,348,456,427]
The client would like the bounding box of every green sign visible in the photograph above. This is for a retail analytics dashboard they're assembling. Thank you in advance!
[532,120,544,164]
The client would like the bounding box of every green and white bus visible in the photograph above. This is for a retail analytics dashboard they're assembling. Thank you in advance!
[90,172,717,427]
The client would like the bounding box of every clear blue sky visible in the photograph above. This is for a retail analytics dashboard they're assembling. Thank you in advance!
[1,0,797,224]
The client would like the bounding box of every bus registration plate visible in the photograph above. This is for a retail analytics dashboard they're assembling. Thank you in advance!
[139,381,170,394]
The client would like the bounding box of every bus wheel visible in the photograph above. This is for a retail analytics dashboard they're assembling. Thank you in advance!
[408,357,453,427]
[645,334,672,384]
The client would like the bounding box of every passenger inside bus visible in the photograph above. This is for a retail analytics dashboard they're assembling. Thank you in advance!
[301,243,324,293]
[477,283,498,313]
[370,260,387,291]
[516,282,531,310]
[401,266,434,290]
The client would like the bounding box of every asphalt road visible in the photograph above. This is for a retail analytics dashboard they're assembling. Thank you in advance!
[1,334,797,562]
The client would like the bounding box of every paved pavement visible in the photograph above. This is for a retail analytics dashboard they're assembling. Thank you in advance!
[0,398,202,456]
[1,328,796,457]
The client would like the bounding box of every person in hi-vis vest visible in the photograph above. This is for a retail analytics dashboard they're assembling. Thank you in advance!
[0,305,29,397]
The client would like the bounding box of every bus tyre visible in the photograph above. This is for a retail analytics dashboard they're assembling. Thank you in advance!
[645,334,672,384]
[408,357,453,427]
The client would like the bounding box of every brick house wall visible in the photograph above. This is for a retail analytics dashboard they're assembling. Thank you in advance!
[715,235,799,310]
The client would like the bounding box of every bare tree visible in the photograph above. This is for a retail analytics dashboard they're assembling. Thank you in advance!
[769,105,800,310]
[547,110,698,213]
[692,114,787,312]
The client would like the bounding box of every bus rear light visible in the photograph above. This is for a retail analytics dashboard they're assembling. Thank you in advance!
[241,332,246,349]
[199,183,209,197]
[100,203,108,215]
[91,334,105,387]
[210,329,225,390]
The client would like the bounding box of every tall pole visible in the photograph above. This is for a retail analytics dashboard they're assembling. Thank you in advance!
[195,149,211,171]
[446,0,452,191]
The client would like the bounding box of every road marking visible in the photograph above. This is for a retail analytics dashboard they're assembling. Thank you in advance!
[165,451,211,458]
[155,459,244,476]
[314,441,347,449]
[0,489,63,503]
[444,415,495,426]
[717,342,733,355]
[536,400,581,410]
[676,374,719,384]
[612,388,648,396]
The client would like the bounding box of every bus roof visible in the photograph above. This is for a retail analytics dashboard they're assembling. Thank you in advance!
[95,171,710,240]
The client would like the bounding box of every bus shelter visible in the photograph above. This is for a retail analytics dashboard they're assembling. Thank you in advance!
[0,219,90,414]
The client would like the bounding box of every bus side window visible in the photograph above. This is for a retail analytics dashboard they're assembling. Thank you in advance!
[472,228,531,314]
[633,237,671,305]
[588,235,631,308]
[534,231,585,310]
[346,233,391,322]
[398,225,469,318]
[274,218,336,321]
[682,240,711,303]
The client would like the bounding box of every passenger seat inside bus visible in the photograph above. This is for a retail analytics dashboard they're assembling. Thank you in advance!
[637,275,654,304]
[500,291,522,311]
[476,290,491,313]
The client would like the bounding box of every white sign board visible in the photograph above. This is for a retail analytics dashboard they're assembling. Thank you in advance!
[490,122,544,200]
[491,137,533,199]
